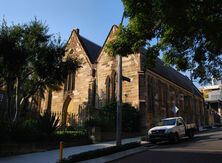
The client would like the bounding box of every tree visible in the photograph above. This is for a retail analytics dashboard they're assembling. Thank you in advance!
[106,0,222,83]
[0,19,80,121]
[0,20,25,120]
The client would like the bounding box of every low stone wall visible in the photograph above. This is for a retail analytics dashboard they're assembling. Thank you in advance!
[101,132,141,142]
[88,127,141,143]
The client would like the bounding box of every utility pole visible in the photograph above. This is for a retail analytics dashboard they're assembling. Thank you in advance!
[116,54,122,146]
[116,11,125,146]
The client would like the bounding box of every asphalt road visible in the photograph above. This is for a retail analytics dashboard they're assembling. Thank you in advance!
[111,128,222,163]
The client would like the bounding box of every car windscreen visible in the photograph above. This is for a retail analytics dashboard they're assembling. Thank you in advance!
[161,119,176,126]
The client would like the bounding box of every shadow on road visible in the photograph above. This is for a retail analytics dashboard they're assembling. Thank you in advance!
[111,150,222,163]
[154,134,212,146]
[111,130,222,163]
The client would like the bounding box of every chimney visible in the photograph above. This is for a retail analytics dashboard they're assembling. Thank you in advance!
[75,28,79,35]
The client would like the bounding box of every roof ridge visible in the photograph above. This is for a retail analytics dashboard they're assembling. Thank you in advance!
[156,58,189,80]
[145,57,202,97]
[156,59,202,96]
[96,25,118,62]
[79,35,101,48]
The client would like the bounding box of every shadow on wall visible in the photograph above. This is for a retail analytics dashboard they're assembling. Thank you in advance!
[59,88,116,128]
[61,95,90,127]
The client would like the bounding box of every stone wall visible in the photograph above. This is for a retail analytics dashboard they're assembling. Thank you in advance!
[142,70,205,129]
[96,26,140,108]
[39,26,205,130]
[41,30,94,124]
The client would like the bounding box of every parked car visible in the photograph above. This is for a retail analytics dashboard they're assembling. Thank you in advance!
[148,117,196,144]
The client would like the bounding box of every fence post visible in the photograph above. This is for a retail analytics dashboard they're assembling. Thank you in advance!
[60,141,63,161]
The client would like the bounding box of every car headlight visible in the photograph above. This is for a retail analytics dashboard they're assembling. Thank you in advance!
[165,129,172,134]
[148,130,152,135]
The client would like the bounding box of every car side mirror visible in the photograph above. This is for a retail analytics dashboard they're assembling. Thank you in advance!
[177,122,182,126]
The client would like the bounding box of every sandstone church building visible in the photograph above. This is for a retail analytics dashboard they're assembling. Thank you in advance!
[40,25,205,130]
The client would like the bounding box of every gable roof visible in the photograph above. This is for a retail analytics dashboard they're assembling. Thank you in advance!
[96,25,118,62]
[67,27,202,98]
[78,35,101,64]
[149,57,202,98]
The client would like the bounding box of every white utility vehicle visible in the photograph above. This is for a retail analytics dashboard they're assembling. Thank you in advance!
[148,117,196,144]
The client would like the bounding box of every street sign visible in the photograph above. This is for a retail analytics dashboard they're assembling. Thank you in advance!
[122,76,131,82]
[172,105,179,114]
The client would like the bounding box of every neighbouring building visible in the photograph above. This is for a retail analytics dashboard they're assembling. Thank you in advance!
[40,25,205,131]
[200,79,222,125]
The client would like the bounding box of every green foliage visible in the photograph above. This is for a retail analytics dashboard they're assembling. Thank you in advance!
[59,142,140,163]
[55,129,88,141]
[0,18,81,121]
[0,111,92,143]
[37,111,60,135]
[0,120,11,141]
[0,112,61,142]
[11,111,60,141]
[54,126,89,142]
[85,102,140,132]
[11,119,46,142]
[107,0,222,83]
[122,103,140,132]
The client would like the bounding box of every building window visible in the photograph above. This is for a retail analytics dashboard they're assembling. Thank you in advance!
[111,71,117,101]
[92,69,96,77]
[162,84,167,107]
[65,71,76,92]
[105,76,111,103]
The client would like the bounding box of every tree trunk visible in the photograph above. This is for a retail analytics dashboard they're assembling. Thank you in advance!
[6,92,11,120]
[17,95,32,121]
[13,77,20,122]
[46,89,52,112]
[5,82,12,121]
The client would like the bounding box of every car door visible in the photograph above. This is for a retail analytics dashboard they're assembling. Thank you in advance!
[177,119,186,137]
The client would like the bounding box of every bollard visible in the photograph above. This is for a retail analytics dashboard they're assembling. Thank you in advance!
[60,141,63,161]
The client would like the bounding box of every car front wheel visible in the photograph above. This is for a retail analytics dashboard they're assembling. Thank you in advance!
[170,133,179,144]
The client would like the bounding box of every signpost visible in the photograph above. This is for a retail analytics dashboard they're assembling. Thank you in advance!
[172,105,179,117]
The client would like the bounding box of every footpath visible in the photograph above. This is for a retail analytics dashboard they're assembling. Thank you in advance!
[0,137,142,163]
[0,127,218,163]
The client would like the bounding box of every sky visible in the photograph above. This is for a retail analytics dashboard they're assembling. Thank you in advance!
[0,0,124,46]
[0,0,202,87]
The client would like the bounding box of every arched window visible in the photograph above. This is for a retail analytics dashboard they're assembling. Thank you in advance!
[71,71,76,90]
[105,76,111,103]
[64,71,76,92]
[111,71,117,101]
